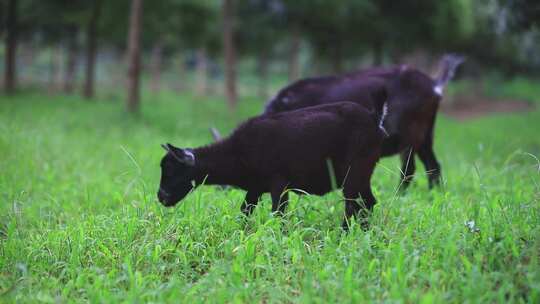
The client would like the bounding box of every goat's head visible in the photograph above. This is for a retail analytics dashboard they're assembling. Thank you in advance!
[157,143,197,207]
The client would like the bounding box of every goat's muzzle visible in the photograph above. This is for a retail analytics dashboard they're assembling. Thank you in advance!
[157,188,175,207]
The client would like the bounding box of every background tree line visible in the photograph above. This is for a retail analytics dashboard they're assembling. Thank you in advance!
[1,0,539,113]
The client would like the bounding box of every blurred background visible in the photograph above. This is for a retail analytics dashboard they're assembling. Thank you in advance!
[1,0,539,114]
[3,2,540,302]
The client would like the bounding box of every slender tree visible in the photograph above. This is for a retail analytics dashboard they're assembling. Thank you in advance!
[175,52,186,92]
[21,1,88,93]
[256,49,269,99]
[372,39,383,66]
[149,40,163,93]
[157,0,218,97]
[64,26,79,93]
[83,0,102,99]
[48,44,63,93]
[222,0,237,108]
[126,0,143,113]
[236,0,284,98]
[4,0,18,94]
[195,48,208,96]
[288,30,301,81]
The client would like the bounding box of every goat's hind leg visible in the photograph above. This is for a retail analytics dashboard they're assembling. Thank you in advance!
[241,190,262,216]
[399,148,416,191]
[417,140,441,189]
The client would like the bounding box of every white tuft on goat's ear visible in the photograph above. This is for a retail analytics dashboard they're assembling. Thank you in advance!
[182,149,196,166]
[161,144,170,152]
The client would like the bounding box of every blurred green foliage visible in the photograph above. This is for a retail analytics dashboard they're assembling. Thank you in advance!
[2,0,539,74]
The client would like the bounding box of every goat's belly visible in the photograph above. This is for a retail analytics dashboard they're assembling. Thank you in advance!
[290,181,333,196]
[288,167,344,196]
[381,134,402,156]
[382,122,429,157]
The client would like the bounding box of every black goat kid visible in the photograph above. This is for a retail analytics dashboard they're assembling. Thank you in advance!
[158,102,388,229]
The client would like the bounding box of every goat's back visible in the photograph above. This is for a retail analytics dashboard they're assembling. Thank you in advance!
[264,66,442,155]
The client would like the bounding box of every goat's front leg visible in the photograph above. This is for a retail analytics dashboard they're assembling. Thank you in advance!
[342,184,377,231]
[342,155,378,230]
[341,190,360,231]
[399,148,416,191]
[270,177,289,216]
[241,190,262,216]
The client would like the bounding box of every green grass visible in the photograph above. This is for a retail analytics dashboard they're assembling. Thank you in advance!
[1,87,539,303]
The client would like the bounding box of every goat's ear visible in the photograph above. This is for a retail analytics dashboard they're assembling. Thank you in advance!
[161,143,195,165]
[166,143,176,150]
[161,143,177,151]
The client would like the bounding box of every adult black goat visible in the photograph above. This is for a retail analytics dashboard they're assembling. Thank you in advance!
[264,55,464,190]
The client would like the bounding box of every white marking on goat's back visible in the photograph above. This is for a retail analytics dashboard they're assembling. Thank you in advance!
[379,102,389,136]
[434,85,443,96]
[400,64,409,72]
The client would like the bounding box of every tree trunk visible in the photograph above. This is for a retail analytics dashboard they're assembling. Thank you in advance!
[288,30,301,82]
[150,41,162,93]
[108,50,126,99]
[4,0,18,94]
[49,46,63,93]
[64,27,79,94]
[195,48,208,96]
[257,50,269,99]
[332,41,343,74]
[126,0,143,113]
[48,48,56,93]
[389,47,402,65]
[55,46,64,91]
[20,42,34,85]
[372,40,383,66]
[174,52,185,92]
[222,0,237,108]
[83,0,101,99]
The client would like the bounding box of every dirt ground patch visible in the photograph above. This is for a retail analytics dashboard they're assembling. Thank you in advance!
[440,95,535,120]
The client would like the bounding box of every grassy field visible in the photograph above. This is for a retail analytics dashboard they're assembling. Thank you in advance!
[1,86,539,303]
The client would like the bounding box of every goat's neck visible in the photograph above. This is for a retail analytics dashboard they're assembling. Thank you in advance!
[193,141,245,187]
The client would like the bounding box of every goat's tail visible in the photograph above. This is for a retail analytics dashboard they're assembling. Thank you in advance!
[433,54,465,96]
[378,102,389,137]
